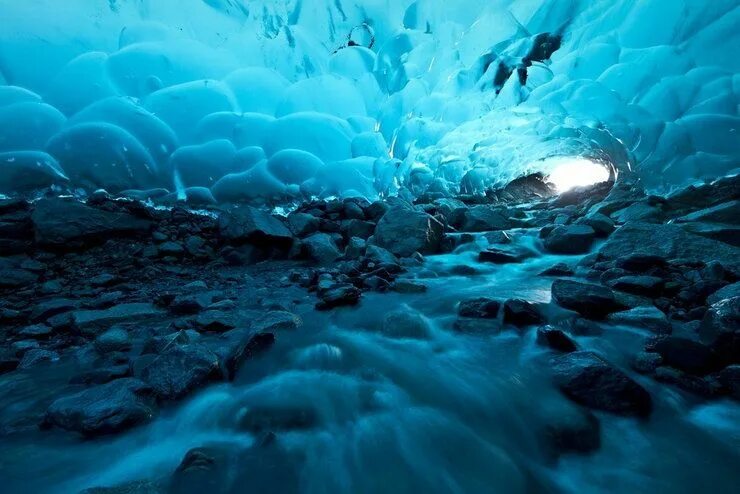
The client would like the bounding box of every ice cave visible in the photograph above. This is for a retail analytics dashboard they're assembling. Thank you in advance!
[0,1,738,493]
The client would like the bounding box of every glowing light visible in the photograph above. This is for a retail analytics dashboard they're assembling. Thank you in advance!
[545,157,610,192]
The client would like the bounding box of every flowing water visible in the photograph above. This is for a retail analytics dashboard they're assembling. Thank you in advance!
[1,231,739,494]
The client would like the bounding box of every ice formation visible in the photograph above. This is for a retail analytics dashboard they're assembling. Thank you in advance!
[0,0,737,199]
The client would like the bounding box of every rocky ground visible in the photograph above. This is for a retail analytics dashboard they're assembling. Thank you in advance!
[0,174,738,493]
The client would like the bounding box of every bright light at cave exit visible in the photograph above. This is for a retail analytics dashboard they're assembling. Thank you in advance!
[545,157,610,192]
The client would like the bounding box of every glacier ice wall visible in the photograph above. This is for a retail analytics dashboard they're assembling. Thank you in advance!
[0,0,737,200]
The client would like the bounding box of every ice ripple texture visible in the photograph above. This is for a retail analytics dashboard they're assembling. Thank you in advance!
[0,0,737,198]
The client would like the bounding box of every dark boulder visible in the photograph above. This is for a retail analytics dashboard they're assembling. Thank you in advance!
[536,326,577,352]
[503,299,545,327]
[458,298,501,319]
[371,206,444,257]
[32,197,151,248]
[315,284,361,310]
[44,378,156,436]
[478,246,532,264]
[302,233,342,264]
[218,206,293,249]
[551,280,623,319]
[139,344,220,401]
[649,337,718,375]
[607,275,664,297]
[543,224,596,254]
[699,297,740,366]
[461,206,512,232]
[550,351,652,417]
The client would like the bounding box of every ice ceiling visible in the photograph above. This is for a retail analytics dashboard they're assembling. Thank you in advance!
[0,0,738,202]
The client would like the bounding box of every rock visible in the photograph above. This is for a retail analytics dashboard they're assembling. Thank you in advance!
[543,408,601,456]
[89,273,120,287]
[219,330,275,380]
[303,233,341,264]
[18,348,59,368]
[253,311,302,332]
[0,267,38,288]
[536,326,577,352]
[649,337,718,375]
[44,378,156,435]
[707,282,740,305]
[158,241,185,257]
[503,299,545,327]
[654,367,722,398]
[81,480,164,494]
[239,406,317,433]
[286,212,320,237]
[316,284,361,310]
[674,200,739,224]
[678,221,740,246]
[364,245,399,265]
[539,263,574,277]
[718,365,740,400]
[71,365,131,385]
[699,297,740,366]
[607,275,664,297]
[344,236,366,259]
[458,298,501,319]
[17,324,53,339]
[0,348,20,374]
[598,222,740,275]
[391,280,428,293]
[461,206,512,232]
[551,280,622,319]
[170,447,229,494]
[218,206,293,249]
[94,327,131,353]
[72,303,164,336]
[478,246,532,264]
[607,306,671,334]
[381,310,431,339]
[371,206,444,257]
[550,351,652,417]
[170,292,216,315]
[544,225,596,254]
[343,219,376,240]
[632,351,663,374]
[193,311,237,332]
[577,213,615,236]
[32,197,151,248]
[30,298,78,323]
[615,254,668,272]
[139,344,220,401]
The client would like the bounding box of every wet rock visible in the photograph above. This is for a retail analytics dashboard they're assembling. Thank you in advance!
[253,311,302,332]
[654,367,722,398]
[170,446,229,494]
[287,212,320,237]
[478,246,532,264]
[0,267,38,288]
[364,245,399,265]
[503,299,545,327]
[381,310,431,339]
[550,351,652,417]
[461,206,512,232]
[158,241,185,257]
[218,206,293,249]
[193,311,237,332]
[371,206,444,257]
[72,303,164,336]
[30,298,78,323]
[44,378,156,436]
[543,408,601,456]
[17,323,52,339]
[607,275,664,297]
[679,221,740,246]
[699,297,740,366]
[539,263,574,277]
[32,197,151,248]
[458,298,501,319]
[391,280,428,293]
[577,212,615,236]
[551,280,622,319]
[303,233,342,264]
[536,326,577,352]
[82,480,165,494]
[169,292,216,315]
[343,219,376,240]
[599,222,740,275]
[315,284,361,310]
[18,348,59,368]
[649,337,718,376]
[717,365,740,400]
[139,344,220,401]
[615,254,668,272]
[71,365,131,385]
[707,282,740,305]
[632,351,663,374]
[607,306,671,334]
[674,199,739,224]
[345,236,366,259]
[0,348,20,374]
[543,225,596,254]
[219,331,275,380]
[94,327,131,354]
